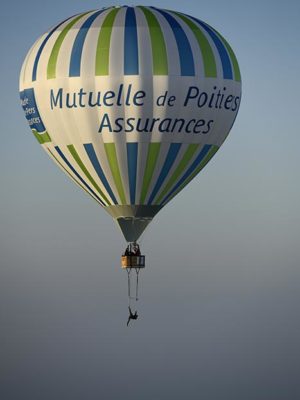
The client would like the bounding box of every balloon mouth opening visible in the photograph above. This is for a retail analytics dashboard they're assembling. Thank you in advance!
[104,205,162,242]
[116,217,152,242]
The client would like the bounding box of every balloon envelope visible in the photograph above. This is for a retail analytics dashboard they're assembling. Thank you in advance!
[20,6,241,242]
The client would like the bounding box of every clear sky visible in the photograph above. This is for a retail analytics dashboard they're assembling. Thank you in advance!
[1,0,300,399]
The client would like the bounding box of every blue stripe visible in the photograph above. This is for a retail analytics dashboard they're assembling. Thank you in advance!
[154,8,195,76]
[127,143,138,204]
[69,10,106,77]
[32,15,76,81]
[54,146,105,206]
[189,16,233,79]
[84,143,118,204]
[124,7,139,75]
[148,143,182,205]
[161,144,212,205]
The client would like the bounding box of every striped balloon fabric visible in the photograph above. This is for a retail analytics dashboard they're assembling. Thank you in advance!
[20,6,241,242]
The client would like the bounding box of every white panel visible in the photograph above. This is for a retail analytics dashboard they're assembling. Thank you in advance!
[151,142,189,203]
[55,12,95,80]
[150,8,180,77]
[90,137,121,204]
[109,7,126,76]
[80,9,111,78]
[20,37,39,86]
[135,141,150,204]
[135,7,153,77]
[144,141,169,204]
[21,35,45,85]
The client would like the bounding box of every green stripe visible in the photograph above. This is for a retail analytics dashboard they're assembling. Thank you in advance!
[95,8,119,76]
[139,7,168,75]
[32,129,52,144]
[155,144,199,204]
[140,142,161,204]
[174,12,217,78]
[47,12,90,79]
[47,147,101,204]
[164,145,219,205]
[104,143,126,204]
[212,28,241,82]
[67,144,110,205]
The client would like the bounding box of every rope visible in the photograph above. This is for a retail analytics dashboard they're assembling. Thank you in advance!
[127,269,131,300]
[135,268,140,301]
[126,267,142,302]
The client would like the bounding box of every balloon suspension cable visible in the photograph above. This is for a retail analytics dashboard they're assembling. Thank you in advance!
[126,267,141,303]
[127,269,131,299]
[135,268,140,301]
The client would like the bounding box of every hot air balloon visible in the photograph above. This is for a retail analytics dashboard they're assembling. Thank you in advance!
[20,6,241,277]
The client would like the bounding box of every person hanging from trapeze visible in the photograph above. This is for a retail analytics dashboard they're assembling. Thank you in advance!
[127,306,138,326]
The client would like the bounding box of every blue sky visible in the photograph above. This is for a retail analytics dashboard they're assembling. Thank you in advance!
[1,1,300,399]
